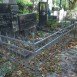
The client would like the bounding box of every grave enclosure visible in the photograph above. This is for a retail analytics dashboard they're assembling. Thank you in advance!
[0,0,77,76]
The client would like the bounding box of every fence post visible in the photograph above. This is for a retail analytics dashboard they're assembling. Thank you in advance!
[32,32,35,52]
[73,22,77,39]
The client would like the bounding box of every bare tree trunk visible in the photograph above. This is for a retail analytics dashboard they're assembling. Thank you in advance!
[60,0,62,8]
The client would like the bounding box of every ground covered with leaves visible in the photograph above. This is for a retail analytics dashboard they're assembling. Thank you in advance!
[0,39,77,77]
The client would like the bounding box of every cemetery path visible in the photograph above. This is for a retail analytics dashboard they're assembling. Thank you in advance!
[59,48,77,77]
[47,45,77,77]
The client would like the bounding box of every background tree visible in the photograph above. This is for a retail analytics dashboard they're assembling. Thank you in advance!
[0,0,2,3]
[16,0,33,14]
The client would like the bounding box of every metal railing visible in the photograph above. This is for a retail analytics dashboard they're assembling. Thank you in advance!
[0,19,77,65]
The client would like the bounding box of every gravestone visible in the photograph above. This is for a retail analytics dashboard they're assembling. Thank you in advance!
[18,13,37,31]
[1,0,19,32]
[39,2,47,27]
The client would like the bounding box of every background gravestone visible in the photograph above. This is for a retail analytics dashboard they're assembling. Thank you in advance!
[3,0,17,4]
